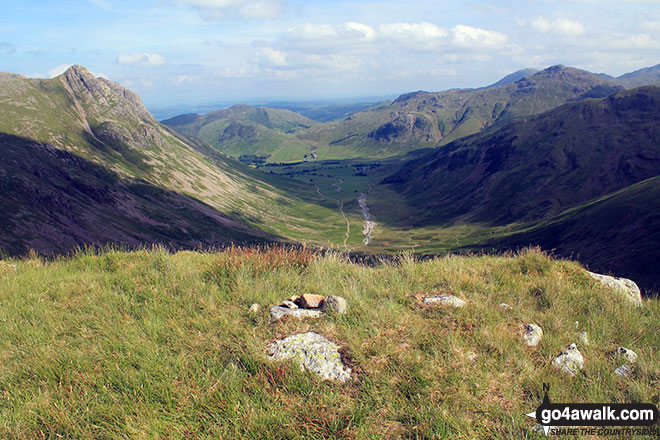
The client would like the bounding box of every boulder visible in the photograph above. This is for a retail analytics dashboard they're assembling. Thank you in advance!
[299,293,325,308]
[615,365,632,378]
[523,324,543,347]
[266,332,351,382]
[321,295,348,315]
[423,294,466,308]
[551,343,584,376]
[587,271,642,307]
[269,306,323,322]
[616,347,638,364]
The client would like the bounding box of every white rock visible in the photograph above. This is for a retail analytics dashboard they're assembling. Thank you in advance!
[269,305,323,321]
[551,343,584,376]
[587,271,642,307]
[267,332,351,382]
[248,303,262,314]
[321,295,348,315]
[523,324,543,347]
[616,347,638,364]
[424,294,466,308]
[615,365,632,378]
[577,331,589,345]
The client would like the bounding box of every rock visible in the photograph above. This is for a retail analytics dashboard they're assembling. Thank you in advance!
[248,303,262,314]
[321,295,348,315]
[615,365,632,378]
[423,294,466,308]
[523,324,543,347]
[577,331,589,345]
[616,347,638,364]
[587,271,642,307]
[288,295,301,303]
[281,300,298,309]
[551,343,584,377]
[269,305,323,322]
[499,303,513,310]
[266,332,351,382]
[299,293,325,308]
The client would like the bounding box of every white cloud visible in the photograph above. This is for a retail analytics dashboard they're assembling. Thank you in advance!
[174,0,283,20]
[117,53,168,66]
[451,25,508,48]
[379,22,449,44]
[48,63,73,77]
[253,47,287,67]
[639,21,660,32]
[529,17,586,37]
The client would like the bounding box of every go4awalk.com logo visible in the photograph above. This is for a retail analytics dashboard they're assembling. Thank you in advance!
[526,384,660,436]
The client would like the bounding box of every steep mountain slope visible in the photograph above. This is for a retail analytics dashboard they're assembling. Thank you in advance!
[163,105,317,163]
[384,86,660,225]
[487,176,660,291]
[615,63,660,88]
[485,68,538,88]
[0,66,346,254]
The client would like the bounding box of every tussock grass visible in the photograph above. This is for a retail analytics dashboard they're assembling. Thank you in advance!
[0,247,657,439]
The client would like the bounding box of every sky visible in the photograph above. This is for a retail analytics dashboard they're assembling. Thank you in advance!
[1,0,659,111]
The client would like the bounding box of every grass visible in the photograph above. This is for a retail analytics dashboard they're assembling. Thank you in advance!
[0,246,658,439]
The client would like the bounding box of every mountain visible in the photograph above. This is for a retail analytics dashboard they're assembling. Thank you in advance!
[384,86,660,224]
[162,105,317,163]
[615,63,660,88]
[0,66,344,254]
[382,86,660,289]
[164,65,623,163]
[485,68,538,88]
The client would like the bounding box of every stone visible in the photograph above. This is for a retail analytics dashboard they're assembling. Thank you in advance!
[523,324,543,347]
[577,331,589,345]
[587,271,642,307]
[615,365,632,378]
[248,303,262,314]
[299,293,325,309]
[423,294,466,308]
[551,343,584,377]
[499,303,513,310]
[616,347,638,364]
[266,332,351,382]
[281,300,298,309]
[321,295,348,315]
[288,295,301,303]
[269,305,323,322]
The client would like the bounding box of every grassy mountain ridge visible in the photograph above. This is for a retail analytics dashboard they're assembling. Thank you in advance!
[615,63,660,88]
[384,86,660,225]
[0,66,354,254]
[164,65,622,163]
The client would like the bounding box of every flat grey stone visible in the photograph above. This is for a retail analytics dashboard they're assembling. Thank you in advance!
[269,305,323,321]
[523,324,543,347]
[267,332,351,382]
[321,295,348,315]
[587,271,642,307]
[423,294,466,308]
[551,343,584,377]
[615,365,632,378]
[616,347,638,364]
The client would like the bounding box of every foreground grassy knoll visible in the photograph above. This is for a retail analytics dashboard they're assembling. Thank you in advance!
[0,247,658,439]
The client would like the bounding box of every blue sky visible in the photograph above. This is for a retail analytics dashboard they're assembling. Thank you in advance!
[1,0,659,110]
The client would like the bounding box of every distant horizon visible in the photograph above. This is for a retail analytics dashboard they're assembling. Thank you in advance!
[3,0,659,108]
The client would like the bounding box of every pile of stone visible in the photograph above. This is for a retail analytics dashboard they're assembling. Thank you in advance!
[269,294,348,321]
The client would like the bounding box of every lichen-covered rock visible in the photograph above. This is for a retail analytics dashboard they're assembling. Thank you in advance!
[267,332,351,382]
[615,365,632,378]
[523,324,543,347]
[577,331,589,345]
[587,271,642,307]
[551,343,584,376]
[269,306,323,321]
[616,347,638,364]
[423,294,466,308]
[321,295,348,315]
